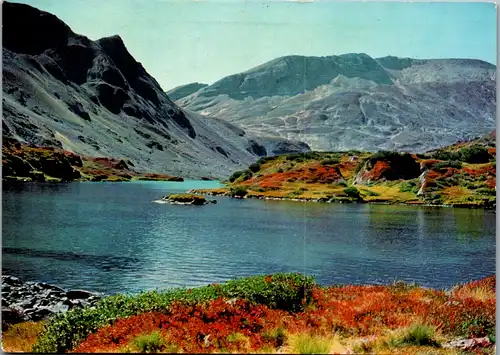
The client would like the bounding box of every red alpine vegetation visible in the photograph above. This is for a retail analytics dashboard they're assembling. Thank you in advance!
[73,276,496,353]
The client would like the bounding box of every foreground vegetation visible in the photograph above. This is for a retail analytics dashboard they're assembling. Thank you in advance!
[2,138,183,183]
[193,132,496,208]
[2,274,493,353]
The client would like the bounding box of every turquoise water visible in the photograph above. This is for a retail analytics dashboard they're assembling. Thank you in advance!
[2,181,496,294]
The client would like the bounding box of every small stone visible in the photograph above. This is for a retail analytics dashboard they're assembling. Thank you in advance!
[3,276,22,286]
[204,334,211,348]
[63,299,75,307]
[39,298,50,306]
[48,302,69,314]
[19,298,36,308]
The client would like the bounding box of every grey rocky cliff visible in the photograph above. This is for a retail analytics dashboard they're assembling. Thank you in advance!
[2,2,308,180]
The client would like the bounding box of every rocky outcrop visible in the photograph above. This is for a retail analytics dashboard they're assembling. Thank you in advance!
[442,337,493,351]
[2,275,102,328]
[1,139,186,183]
[416,170,427,196]
[354,152,421,184]
[2,141,82,182]
[154,194,217,205]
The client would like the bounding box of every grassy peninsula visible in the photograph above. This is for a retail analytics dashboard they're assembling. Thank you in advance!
[191,133,496,208]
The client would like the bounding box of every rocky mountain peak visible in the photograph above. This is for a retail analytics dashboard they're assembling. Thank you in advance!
[3,1,74,55]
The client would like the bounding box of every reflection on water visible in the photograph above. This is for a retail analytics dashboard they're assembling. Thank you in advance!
[2,181,496,294]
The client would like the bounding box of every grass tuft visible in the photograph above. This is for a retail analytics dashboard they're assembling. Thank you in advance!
[290,334,332,354]
[396,323,439,347]
[127,331,178,353]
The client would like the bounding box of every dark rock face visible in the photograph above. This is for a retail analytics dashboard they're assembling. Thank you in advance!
[247,140,267,156]
[37,157,81,181]
[68,102,91,122]
[2,275,103,328]
[2,154,33,177]
[92,82,131,114]
[97,35,160,106]
[354,152,421,184]
[366,153,420,180]
[2,2,72,55]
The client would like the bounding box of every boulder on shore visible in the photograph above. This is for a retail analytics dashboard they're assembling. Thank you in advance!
[2,275,103,329]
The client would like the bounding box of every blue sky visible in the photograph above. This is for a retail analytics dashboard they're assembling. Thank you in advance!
[14,0,497,90]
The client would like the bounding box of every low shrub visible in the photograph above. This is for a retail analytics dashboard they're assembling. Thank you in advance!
[220,273,316,312]
[346,149,363,155]
[288,188,307,197]
[344,186,361,199]
[476,187,496,196]
[228,186,248,197]
[164,194,206,204]
[320,158,340,166]
[433,151,461,161]
[361,189,380,197]
[2,308,27,331]
[285,152,321,162]
[354,160,366,173]
[399,180,419,193]
[256,156,276,165]
[433,160,463,171]
[426,193,444,204]
[239,170,253,182]
[460,145,490,164]
[248,163,261,173]
[228,171,245,183]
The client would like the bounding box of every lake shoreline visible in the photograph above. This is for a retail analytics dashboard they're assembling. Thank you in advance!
[189,188,497,210]
[2,272,495,323]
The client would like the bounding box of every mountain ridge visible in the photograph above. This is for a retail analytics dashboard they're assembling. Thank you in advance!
[171,53,496,153]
